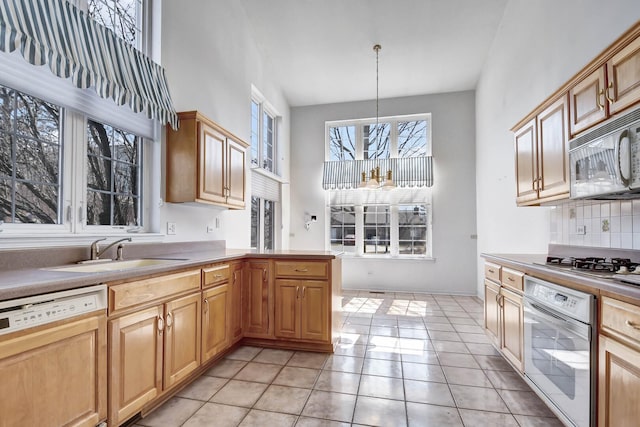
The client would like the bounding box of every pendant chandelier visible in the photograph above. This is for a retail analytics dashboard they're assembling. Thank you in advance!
[360,44,395,190]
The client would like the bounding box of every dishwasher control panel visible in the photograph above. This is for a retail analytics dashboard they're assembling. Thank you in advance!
[0,285,107,335]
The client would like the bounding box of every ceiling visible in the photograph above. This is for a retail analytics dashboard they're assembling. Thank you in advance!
[239,0,508,107]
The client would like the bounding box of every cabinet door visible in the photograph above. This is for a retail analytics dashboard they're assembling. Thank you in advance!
[484,279,500,347]
[198,122,227,204]
[514,118,539,204]
[164,293,201,389]
[275,279,300,339]
[226,136,246,209]
[598,335,640,427]
[537,95,570,200]
[244,261,271,337]
[607,37,640,116]
[300,280,329,342]
[109,306,163,426]
[202,284,230,363]
[570,66,607,136]
[500,288,524,372]
[0,314,106,427]
[229,264,244,342]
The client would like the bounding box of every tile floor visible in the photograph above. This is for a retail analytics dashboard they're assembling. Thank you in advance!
[132,291,564,427]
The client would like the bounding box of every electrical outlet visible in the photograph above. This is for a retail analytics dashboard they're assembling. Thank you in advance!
[206,225,215,233]
[167,222,176,235]
[577,225,586,235]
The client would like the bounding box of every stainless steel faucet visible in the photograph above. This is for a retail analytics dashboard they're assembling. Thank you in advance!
[90,237,132,260]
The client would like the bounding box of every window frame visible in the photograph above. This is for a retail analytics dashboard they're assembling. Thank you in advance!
[250,195,277,251]
[250,88,280,177]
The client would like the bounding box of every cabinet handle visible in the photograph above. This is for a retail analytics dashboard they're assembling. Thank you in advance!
[498,295,504,308]
[157,316,164,333]
[605,81,615,104]
[203,298,209,313]
[488,269,495,274]
[507,277,515,282]
[166,312,173,329]
[233,271,237,282]
[495,294,500,303]
[296,286,300,299]
[597,89,605,111]
[294,268,309,272]
[214,274,223,279]
[262,269,267,281]
[625,320,640,330]
[302,286,306,298]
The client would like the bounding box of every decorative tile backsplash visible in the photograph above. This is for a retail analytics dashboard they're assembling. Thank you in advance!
[549,200,640,249]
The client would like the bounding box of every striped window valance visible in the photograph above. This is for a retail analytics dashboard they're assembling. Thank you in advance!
[322,157,433,190]
[0,0,178,129]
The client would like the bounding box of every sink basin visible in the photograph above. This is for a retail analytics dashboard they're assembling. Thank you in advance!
[45,258,186,273]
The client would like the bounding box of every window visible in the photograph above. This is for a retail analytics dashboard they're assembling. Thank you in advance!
[86,0,144,50]
[250,95,279,175]
[325,114,432,258]
[251,196,275,250]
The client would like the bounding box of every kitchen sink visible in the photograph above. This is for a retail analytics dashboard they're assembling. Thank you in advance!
[44,258,186,273]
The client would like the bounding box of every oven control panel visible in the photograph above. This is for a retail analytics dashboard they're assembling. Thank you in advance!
[525,277,594,323]
[531,286,578,309]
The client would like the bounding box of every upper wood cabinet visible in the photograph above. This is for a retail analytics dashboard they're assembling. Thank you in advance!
[514,94,570,206]
[166,111,248,209]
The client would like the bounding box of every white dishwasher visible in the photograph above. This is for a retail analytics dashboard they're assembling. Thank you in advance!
[0,285,108,427]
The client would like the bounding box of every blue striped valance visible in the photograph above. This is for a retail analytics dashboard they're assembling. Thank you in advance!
[0,0,178,129]
[322,157,433,190]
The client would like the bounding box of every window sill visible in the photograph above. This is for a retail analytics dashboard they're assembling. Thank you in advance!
[0,232,165,249]
[334,252,435,262]
[251,167,288,183]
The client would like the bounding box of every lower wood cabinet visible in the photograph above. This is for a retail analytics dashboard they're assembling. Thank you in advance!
[500,287,524,371]
[275,279,329,342]
[243,261,271,338]
[108,292,201,426]
[229,262,244,343]
[0,313,106,427]
[201,283,229,363]
[484,279,500,347]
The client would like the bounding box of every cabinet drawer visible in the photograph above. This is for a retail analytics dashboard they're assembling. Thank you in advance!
[274,261,328,279]
[484,262,501,282]
[109,270,201,314]
[601,296,640,346]
[202,264,230,287]
[501,268,524,292]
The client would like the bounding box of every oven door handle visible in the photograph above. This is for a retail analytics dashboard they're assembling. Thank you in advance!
[525,300,591,340]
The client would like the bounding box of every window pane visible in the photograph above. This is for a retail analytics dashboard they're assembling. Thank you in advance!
[263,112,274,172]
[330,206,355,253]
[364,205,390,254]
[251,101,260,167]
[0,86,61,224]
[264,199,274,250]
[398,205,428,255]
[88,0,143,49]
[86,120,141,226]
[329,125,356,161]
[250,196,259,248]
[398,120,428,157]
[363,123,390,159]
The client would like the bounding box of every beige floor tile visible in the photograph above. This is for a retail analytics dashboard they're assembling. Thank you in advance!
[397,319,426,330]
[404,379,455,406]
[344,317,371,326]
[341,324,371,335]
[353,395,407,427]
[486,370,531,391]
[301,390,357,423]
[458,332,491,343]
[238,409,297,427]
[323,355,364,373]
[449,384,510,413]
[225,345,262,361]
[210,380,268,407]
[453,324,485,334]
[295,417,350,427]
[368,335,400,348]
[458,408,519,426]
[363,345,403,361]
[398,328,429,339]
[371,318,398,327]
[338,332,369,346]
[406,402,463,426]
[474,354,514,371]
[361,358,403,377]
[432,340,471,354]
[498,389,556,417]
[288,351,329,369]
[205,359,247,378]
[513,414,566,427]
[401,349,439,365]
[314,370,361,394]
[369,326,399,337]
[443,366,493,387]
[137,397,203,427]
[253,348,294,365]
[358,374,405,400]
[398,337,432,351]
[402,361,446,382]
[437,352,481,369]
[427,329,462,341]
[234,362,283,383]
[465,342,500,355]
[176,375,228,401]
[273,366,320,388]
[426,322,456,332]
[254,384,311,414]
[181,402,248,427]
[333,343,366,358]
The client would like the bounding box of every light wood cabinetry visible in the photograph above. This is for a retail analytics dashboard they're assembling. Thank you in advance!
[599,296,640,427]
[201,283,229,363]
[229,262,244,343]
[243,261,272,338]
[166,111,248,209]
[0,313,106,427]
[108,271,202,426]
[483,262,524,372]
[514,94,570,206]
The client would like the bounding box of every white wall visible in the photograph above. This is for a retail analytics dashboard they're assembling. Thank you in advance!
[290,91,478,294]
[159,0,290,248]
[475,0,640,296]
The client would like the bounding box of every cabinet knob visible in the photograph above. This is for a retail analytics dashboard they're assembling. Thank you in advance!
[203,298,209,313]
[625,319,640,330]
[488,269,495,273]
[157,316,164,334]
[166,312,173,329]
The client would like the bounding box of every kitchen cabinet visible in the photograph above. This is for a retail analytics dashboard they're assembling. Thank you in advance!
[229,262,244,343]
[108,270,201,426]
[514,94,570,206]
[484,279,501,347]
[598,296,640,427]
[570,37,640,136]
[0,313,106,427]
[166,110,248,209]
[500,287,524,371]
[201,283,229,363]
[243,260,272,338]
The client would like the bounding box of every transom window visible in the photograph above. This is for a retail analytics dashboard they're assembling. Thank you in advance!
[87,0,144,49]
[250,97,279,175]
